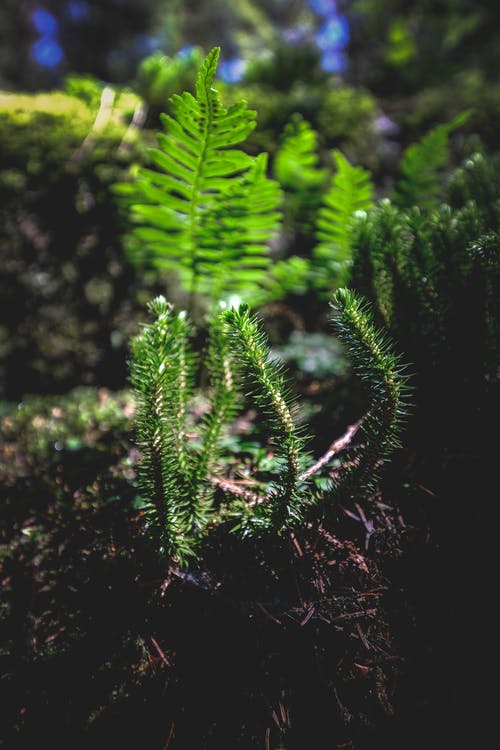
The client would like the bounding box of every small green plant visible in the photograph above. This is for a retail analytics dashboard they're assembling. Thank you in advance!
[348,148,499,453]
[269,113,468,295]
[123,47,410,563]
[118,47,282,312]
[273,115,327,196]
[130,292,409,562]
[313,150,374,288]
[135,48,205,118]
[393,111,469,210]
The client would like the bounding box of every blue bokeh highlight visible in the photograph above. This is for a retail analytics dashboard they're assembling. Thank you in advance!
[316,15,350,51]
[32,8,58,36]
[67,1,90,22]
[32,37,64,68]
[31,6,63,68]
[321,49,348,73]
[307,0,351,73]
[178,45,196,59]
[218,59,246,83]
[307,0,337,15]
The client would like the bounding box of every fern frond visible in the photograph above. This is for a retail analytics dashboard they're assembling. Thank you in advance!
[393,112,469,210]
[274,116,327,190]
[314,150,374,289]
[251,255,312,306]
[222,305,308,530]
[127,47,264,304]
[330,289,410,502]
[198,153,282,303]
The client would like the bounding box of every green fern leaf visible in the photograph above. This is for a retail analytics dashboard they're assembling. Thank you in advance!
[197,153,282,303]
[126,47,276,305]
[393,111,469,210]
[274,116,327,190]
[313,150,374,289]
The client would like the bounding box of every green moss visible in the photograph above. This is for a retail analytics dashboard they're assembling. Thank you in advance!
[0,89,142,180]
[1,387,134,456]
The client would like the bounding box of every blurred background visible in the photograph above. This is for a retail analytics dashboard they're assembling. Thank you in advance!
[1,0,500,399]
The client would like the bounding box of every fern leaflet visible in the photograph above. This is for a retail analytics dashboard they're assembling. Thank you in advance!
[393,111,469,210]
[274,116,327,190]
[314,150,374,288]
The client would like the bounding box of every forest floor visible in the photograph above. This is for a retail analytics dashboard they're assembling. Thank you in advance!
[0,384,494,749]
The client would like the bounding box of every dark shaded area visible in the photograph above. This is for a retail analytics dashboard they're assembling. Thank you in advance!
[1,404,402,749]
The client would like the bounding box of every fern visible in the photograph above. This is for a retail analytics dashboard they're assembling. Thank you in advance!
[393,111,469,210]
[313,150,374,289]
[120,47,281,309]
[198,153,282,302]
[274,116,327,191]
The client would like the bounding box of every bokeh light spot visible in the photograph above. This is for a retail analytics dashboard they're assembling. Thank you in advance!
[32,8,58,36]
[178,45,195,59]
[316,15,350,51]
[67,1,90,22]
[32,37,64,68]
[320,49,348,73]
[218,58,246,83]
[308,0,337,15]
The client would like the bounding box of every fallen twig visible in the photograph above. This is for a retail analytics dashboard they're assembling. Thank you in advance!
[299,420,363,481]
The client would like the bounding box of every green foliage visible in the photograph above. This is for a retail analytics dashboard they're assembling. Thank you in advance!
[0,92,96,177]
[130,297,198,561]
[0,88,149,399]
[316,87,378,157]
[330,289,410,500]
[221,304,308,531]
[273,116,327,191]
[349,148,500,453]
[393,111,469,210]
[135,48,205,122]
[130,292,408,559]
[0,89,141,178]
[273,115,328,239]
[64,75,108,110]
[120,47,282,310]
[278,115,468,299]
[314,150,374,288]
[252,255,312,304]
[243,42,327,92]
[0,387,133,456]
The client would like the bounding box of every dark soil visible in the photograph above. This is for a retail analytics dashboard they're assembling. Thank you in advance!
[0,389,494,749]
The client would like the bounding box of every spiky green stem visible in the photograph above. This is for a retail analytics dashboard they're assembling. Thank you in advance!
[221,304,306,527]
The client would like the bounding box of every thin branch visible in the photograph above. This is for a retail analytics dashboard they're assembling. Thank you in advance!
[209,476,264,504]
[299,419,363,481]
